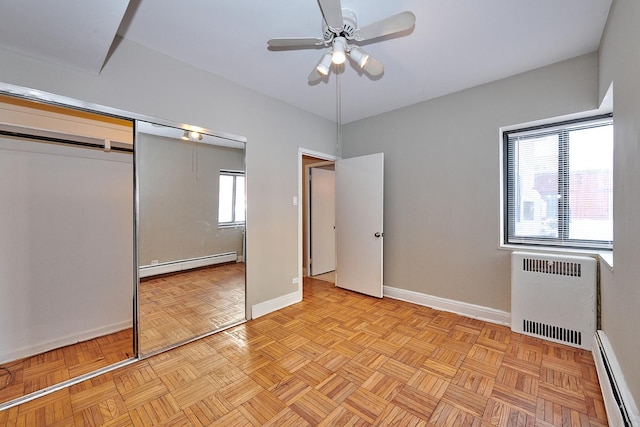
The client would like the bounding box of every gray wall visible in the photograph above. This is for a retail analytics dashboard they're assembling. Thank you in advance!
[0,137,133,362]
[137,132,244,265]
[597,0,640,409]
[0,37,337,316]
[342,53,599,312]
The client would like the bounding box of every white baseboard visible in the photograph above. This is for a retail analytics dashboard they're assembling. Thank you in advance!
[383,286,511,326]
[139,252,237,278]
[593,331,640,427]
[251,290,301,319]
[0,320,132,364]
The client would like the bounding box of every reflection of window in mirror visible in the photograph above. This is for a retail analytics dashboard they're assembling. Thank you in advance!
[219,170,245,226]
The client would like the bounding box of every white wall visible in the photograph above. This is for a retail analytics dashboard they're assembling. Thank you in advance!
[0,37,337,317]
[0,137,133,362]
[597,0,640,410]
[342,53,599,312]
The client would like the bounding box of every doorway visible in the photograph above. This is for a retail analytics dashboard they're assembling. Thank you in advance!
[307,161,335,278]
[298,149,385,300]
[299,150,337,297]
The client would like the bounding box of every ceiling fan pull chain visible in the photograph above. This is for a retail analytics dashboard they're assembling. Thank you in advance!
[336,70,342,157]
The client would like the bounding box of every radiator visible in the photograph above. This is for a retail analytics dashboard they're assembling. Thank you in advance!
[511,252,597,350]
[139,252,237,278]
[593,331,637,427]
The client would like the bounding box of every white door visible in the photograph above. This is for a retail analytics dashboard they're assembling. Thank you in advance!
[310,167,335,275]
[335,153,384,298]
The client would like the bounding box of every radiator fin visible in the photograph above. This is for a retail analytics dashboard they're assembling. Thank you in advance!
[522,257,582,277]
[523,319,582,346]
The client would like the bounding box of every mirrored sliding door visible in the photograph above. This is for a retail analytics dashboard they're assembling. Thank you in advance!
[136,121,246,356]
[0,93,135,405]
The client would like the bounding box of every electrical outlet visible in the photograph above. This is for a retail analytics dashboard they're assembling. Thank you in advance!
[292,277,299,285]
[151,259,159,265]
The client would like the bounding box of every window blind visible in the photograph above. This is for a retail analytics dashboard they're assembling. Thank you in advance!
[504,115,613,249]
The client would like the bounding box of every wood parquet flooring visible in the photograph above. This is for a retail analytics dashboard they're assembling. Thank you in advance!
[0,263,244,408]
[1,278,608,426]
[138,263,246,355]
[0,329,133,406]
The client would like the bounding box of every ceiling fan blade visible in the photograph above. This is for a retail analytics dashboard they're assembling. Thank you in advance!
[317,0,344,32]
[356,11,416,41]
[308,67,323,84]
[363,56,384,77]
[268,38,325,48]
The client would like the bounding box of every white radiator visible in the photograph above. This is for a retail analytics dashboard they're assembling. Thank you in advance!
[511,252,597,349]
[139,252,237,278]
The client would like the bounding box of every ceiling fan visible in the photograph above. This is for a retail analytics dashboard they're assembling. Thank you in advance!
[267,0,416,83]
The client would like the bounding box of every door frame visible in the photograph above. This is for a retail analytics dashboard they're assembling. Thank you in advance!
[298,148,338,301]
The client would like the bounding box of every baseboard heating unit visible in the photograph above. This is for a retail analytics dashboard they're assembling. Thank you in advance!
[139,252,237,278]
[511,252,597,350]
[593,331,639,427]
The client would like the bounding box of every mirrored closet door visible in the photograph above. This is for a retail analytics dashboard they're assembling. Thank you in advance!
[0,85,247,408]
[0,93,135,405]
[136,121,246,356]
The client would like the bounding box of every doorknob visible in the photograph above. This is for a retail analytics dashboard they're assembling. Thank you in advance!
[374,232,383,238]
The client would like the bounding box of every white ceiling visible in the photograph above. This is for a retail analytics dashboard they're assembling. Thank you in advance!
[0,0,130,74]
[0,0,612,123]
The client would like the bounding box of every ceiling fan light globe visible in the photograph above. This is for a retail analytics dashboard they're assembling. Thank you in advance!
[332,51,346,65]
[317,64,330,75]
[331,37,347,64]
[349,47,370,69]
[316,52,333,76]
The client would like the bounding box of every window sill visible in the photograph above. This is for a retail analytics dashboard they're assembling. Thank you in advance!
[218,223,246,229]
[499,244,613,270]
[599,252,613,271]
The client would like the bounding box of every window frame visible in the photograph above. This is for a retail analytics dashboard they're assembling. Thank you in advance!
[502,113,613,250]
[218,169,245,227]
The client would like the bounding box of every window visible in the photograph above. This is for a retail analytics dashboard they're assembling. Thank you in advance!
[218,170,245,226]
[504,115,613,249]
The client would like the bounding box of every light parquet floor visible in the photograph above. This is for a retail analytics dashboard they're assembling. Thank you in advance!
[310,272,335,284]
[1,278,608,426]
[0,263,244,408]
[0,329,133,407]
[139,263,246,355]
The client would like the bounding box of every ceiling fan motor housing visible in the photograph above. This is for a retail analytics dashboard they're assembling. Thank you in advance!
[323,9,357,41]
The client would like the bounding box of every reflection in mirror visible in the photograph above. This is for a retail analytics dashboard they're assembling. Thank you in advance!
[136,121,246,356]
[0,94,135,405]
